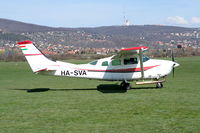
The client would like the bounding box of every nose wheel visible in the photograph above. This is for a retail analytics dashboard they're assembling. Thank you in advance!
[156,82,163,88]
[120,81,131,90]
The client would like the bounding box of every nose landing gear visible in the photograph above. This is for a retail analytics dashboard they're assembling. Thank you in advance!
[156,82,163,88]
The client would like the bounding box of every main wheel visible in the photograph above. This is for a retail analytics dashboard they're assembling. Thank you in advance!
[120,81,131,90]
[124,83,131,90]
[120,81,126,88]
[156,82,163,88]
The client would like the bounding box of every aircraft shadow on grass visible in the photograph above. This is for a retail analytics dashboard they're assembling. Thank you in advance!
[96,84,157,93]
[12,85,157,94]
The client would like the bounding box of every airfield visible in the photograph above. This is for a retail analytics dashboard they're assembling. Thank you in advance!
[0,56,200,133]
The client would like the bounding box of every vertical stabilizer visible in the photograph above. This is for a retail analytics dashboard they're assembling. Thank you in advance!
[17,40,55,72]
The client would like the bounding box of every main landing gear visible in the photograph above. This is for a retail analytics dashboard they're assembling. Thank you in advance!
[120,80,131,90]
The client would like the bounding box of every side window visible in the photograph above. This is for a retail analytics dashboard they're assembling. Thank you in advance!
[124,57,138,65]
[111,59,121,66]
[102,61,108,66]
[89,60,98,65]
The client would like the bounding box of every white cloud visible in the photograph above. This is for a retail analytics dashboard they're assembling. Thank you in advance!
[167,16,188,25]
[191,17,200,24]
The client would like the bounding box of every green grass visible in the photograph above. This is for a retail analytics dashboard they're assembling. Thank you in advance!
[0,57,200,133]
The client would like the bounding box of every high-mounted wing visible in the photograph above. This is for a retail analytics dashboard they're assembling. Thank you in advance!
[113,46,149,79]
[112,46,148,59]
[121,46,149,51]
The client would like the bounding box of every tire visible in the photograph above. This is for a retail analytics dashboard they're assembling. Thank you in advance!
[156,82,163,88]
[120,81,131,90]
[125,83,131,90]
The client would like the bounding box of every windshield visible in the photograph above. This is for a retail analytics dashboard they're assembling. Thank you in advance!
[124,57,138,65]
[142,55,150,62]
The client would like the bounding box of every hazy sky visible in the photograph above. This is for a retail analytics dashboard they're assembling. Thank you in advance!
[1,0,200,27]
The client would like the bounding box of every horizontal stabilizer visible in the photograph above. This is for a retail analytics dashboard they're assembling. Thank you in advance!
[35,68,56,72]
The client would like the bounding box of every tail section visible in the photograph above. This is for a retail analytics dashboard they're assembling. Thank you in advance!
[17,40,56,72]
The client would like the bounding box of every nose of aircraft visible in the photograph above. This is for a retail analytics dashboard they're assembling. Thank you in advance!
[173,62,180,68]
[171,61,179,77]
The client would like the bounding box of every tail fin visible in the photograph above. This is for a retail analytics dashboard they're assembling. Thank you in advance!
[17,40,56,72]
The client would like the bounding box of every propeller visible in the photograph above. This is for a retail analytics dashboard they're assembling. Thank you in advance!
[172,64,175,77]
[171,49,175,77]
[171,49,175,62]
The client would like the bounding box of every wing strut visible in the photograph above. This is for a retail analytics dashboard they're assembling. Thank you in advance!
[138,49,144,80]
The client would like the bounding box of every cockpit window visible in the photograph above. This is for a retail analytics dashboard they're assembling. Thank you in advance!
[89,60,98,65]
[124,57,138,65]
[142,55,150,62]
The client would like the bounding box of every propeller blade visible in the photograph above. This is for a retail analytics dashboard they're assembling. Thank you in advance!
[171,49,175,62]
[172,49,175,77]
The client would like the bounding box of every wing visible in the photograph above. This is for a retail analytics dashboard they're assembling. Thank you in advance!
[112,46,148,59]
[113,46,149,79]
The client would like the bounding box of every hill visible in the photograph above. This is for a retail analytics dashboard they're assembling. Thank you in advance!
[0,18,199,48]
[81,25,194,36]
[0,18,56,33]
[0,18,77,33]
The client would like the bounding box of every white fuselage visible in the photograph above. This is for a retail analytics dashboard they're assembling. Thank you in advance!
[41,56,179,81]
[17,41,179,85]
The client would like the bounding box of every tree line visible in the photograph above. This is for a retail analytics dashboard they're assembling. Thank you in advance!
[0,47,200,62]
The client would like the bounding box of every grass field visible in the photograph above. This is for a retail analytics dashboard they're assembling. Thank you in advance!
[0,57,200,133]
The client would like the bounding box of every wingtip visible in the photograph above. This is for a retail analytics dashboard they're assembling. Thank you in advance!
[17,40,33,45]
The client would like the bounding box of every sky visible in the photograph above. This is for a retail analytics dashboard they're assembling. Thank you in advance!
[1,0,200,28]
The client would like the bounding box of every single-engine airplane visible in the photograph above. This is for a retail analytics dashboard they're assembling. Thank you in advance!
[17,40,179,90]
